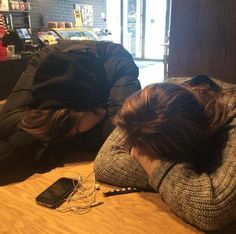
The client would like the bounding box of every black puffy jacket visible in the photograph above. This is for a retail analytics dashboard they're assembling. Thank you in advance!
[0,40,140,171]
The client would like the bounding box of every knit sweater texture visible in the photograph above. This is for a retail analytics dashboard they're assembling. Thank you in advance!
[94,76,236,231]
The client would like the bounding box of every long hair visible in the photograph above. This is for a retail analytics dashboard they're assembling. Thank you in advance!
[114,82,229,165]
[19,109,83,143]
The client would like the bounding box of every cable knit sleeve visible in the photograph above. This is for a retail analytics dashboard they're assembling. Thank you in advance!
[149,111,236,231]
[94,127,150,189]
[94,76,236,231]
[94,124,236,231]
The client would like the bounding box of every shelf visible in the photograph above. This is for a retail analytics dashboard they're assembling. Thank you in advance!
[0,11,11,14]
[0,10,31,14]
[1,11,31,30]
[9,10,31,13]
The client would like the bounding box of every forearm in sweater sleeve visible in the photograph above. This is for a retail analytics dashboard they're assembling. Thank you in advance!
[94,127,150,189]
[148,114,236,231]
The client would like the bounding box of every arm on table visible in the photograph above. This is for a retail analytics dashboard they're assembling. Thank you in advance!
[94,115,236,231]
[149,112,236,231]
[94,127,150,189]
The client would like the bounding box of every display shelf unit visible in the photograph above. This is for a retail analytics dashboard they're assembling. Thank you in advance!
[0,0,31,30]
[0,10,31,30]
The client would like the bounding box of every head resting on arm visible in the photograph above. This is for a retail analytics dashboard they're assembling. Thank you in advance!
[18,50,107,144]
[19,107,106,143]
[19,109,82,143]
[114,82,229,165]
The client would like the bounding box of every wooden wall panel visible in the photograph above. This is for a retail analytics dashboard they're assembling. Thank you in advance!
[168,0,236,84]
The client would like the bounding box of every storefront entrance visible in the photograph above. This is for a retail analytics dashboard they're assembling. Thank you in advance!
[107,0,169,60]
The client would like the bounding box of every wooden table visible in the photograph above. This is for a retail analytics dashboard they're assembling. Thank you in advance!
[0,152,235,234]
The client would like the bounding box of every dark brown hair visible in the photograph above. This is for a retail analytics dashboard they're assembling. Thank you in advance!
[114,82,229,165]
[19,109,83,143]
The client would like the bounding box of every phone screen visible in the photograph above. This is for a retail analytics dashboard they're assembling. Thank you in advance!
[36,177,78,208]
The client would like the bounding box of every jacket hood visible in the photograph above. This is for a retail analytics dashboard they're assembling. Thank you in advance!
[31,50,107,110]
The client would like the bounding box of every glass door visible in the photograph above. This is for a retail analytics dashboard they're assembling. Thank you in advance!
[122,0,167,60]
[106,0,121,44]
[144,0,166,59]
[107,0,169,60]
[122,0,143,58]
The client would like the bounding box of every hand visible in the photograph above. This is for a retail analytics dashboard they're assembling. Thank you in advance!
[131,147,160,176]
[78,108,107,133]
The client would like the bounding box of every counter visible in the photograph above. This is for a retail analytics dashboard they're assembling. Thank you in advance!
[0,55,31,100]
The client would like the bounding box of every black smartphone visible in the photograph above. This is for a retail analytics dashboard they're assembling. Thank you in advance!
[35,177,79,209]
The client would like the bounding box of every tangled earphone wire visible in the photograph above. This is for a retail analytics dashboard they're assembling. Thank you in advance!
[57,172,103,214]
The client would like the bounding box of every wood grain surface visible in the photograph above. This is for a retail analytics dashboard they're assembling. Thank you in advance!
[0,157,235,234]
[0,99,6,105]
[168,0,236,84]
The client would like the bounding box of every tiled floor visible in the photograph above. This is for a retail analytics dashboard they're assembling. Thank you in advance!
[135,60,164,88]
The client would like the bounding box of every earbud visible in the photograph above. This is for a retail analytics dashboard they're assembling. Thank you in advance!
[71,206,78,211]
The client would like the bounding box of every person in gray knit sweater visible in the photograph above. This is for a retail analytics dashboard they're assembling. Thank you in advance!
[94,75,236,231]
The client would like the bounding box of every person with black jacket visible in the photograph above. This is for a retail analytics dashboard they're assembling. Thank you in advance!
[0,40,140,171]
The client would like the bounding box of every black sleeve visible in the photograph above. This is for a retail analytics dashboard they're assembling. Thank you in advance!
[97,41,139,82]
[102,76,141,139]
[1,45,58,113]
[97,41,141,139]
